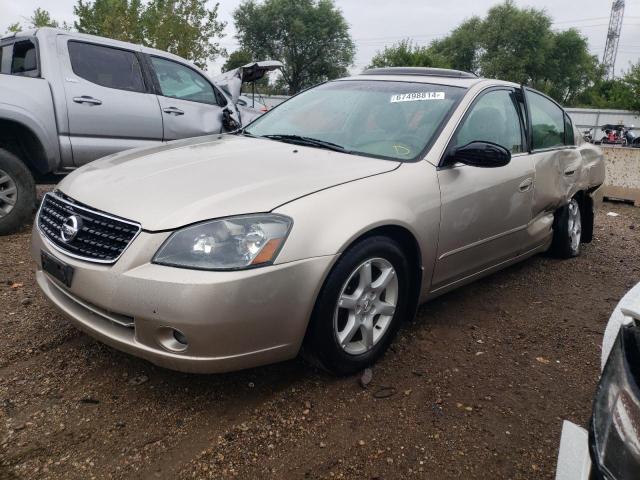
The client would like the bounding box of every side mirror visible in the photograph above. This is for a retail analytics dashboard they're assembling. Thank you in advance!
[447,141,511,168]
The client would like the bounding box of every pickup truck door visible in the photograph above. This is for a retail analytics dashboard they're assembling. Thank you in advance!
[58,38,163,165]
[147,56,224,140]
[431,87,535,292]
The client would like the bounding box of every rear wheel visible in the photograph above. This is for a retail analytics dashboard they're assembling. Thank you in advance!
[550,198,582,258]
[304,236,411,375]
[0,148,36,235]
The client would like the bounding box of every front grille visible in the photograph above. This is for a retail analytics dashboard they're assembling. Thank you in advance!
[38,192,141,263]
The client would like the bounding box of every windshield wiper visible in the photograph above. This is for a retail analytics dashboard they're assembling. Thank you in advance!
[260,134,351,153]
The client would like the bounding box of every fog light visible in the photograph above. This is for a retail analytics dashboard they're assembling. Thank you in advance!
[157,327,188,352]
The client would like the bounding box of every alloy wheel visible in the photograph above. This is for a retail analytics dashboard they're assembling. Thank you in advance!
[0,169,17,218]
[568,198,582,252]
[333,257,399,355]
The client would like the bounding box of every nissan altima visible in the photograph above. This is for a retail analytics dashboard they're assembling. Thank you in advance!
[32,67,605,375]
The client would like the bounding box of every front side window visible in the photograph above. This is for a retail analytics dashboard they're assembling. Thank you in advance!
[68,41,145,93]
[528,90,565,150]
[11,41,38,75]
[246,80,466,161]
[150,57,217,105]
[452,89,525,153]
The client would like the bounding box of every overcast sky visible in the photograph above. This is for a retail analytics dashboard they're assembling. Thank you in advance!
[2,0,639,76]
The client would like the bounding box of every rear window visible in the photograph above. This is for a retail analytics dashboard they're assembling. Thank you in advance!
[11,41,38,76]
[68,41,146,93]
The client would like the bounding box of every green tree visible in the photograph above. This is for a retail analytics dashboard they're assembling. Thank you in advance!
[536,29,601,105]
[6,23,22,34]
[74,0,144,43]
[578,63,640,112]
[429,17,482,73]
[6,8,68,33]
[621,62,640,114]
[141,0,226,69]
[368,39,448,69]
[477,1,552,84]
[74,0,226,68]
[415,1,601,105]
[30,8,62,28]
[222,49,254,72]
[233,0,355,94]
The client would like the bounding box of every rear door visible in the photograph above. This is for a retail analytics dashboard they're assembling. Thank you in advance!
[147,56,224,140]
[524,88,583,250]
[432,87,535,291]
[59,38,163,165]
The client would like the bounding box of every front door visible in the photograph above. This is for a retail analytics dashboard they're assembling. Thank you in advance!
[148,56,225,140]
[431,87,534,291]
[60,38,163,165]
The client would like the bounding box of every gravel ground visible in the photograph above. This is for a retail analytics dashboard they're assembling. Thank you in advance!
[1,202,639,480]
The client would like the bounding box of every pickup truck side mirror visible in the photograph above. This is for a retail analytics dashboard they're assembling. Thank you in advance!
[446,141,511,168]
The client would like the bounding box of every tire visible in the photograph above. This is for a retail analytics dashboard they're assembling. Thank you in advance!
[550,198,582,258]
[0,148,36,236]
[304,236,411,376]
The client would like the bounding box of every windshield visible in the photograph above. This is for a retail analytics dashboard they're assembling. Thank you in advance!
[245,80,466,161]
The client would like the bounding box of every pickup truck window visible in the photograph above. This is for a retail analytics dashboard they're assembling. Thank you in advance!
[150,56,217,105]
[68,41,146,93]
[11,41,38,76]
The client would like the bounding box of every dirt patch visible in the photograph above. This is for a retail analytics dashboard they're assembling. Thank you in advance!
[1,203,639,479]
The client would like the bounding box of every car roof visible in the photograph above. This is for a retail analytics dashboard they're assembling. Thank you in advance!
[344,67,519,89]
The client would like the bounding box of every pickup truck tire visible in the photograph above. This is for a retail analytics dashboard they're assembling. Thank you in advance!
[0,148,36,236]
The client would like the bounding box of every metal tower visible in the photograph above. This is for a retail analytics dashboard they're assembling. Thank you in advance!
[603,0,625,79]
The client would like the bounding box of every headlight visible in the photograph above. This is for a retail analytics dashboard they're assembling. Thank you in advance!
[153,214,292,270]
[590,322,640,479]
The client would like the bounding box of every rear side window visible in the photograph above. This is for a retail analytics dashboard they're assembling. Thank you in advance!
[528,91,565,150]
[11,41,38,76]
[68,41,146,93]
[150,56,217,105]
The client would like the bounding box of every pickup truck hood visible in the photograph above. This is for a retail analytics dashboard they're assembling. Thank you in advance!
[58,135,399,231]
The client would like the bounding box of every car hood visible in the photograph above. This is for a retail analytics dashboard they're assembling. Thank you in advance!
[213,60,282,104]
[58,135,399,231]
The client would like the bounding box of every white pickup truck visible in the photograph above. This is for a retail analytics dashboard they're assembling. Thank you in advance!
[0,27,280,234]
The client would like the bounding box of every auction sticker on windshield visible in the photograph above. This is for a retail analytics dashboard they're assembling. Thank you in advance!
[390,92,445,103]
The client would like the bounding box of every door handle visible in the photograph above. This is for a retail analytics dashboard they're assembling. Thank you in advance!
[163,107,184,116]
[518,178,533,192]
[73,96,102,105]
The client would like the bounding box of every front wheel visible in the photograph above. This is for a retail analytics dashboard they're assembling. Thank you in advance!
[550,198,582,258]
[304,236,411,375]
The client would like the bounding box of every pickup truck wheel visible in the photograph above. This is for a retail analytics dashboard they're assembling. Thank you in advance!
[550,198,581,258]
[303,236,411,376]
[0,148,36,235]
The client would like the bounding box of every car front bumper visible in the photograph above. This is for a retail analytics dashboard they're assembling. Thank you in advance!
[555,420,592,480]
[32,227,336,373]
